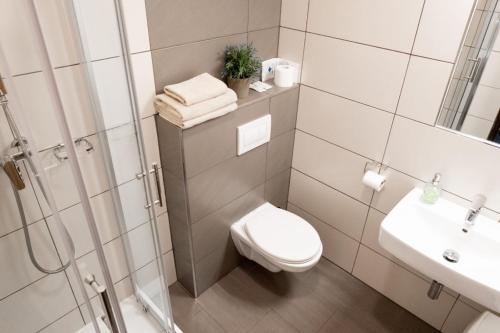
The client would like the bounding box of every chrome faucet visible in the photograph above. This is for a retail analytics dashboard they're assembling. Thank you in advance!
[462,194,487,232]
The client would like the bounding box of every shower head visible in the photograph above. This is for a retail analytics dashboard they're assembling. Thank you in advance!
[2,158,25,190]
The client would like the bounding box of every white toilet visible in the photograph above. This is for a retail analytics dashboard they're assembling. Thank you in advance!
[464,312,500,333]
[230,202,323,272]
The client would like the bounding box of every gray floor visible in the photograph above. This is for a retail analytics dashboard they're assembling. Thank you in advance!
[169,258,439,333]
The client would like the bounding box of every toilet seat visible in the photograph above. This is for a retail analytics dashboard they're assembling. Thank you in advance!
[242,203,322,264]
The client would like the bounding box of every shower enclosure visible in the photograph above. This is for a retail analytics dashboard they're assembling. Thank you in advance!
[0,0,176,332]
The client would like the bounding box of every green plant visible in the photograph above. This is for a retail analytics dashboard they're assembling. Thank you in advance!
[222,44,261,80]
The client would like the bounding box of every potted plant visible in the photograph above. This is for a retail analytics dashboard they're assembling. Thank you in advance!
[222,44,261,99]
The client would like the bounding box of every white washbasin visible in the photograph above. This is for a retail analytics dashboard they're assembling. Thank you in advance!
[379,187,500,311]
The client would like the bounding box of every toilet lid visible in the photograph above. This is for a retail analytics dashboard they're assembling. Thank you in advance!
[244,203,321,264]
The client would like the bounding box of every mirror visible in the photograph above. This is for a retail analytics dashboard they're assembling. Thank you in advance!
[437,0,500,145]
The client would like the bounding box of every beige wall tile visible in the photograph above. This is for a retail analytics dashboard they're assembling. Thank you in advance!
[280,0,309,30]
[292,130,374,204]
[289,203,359,272]
[278,28,306,66]
[353,245,456,329]
[248,27,279,60]
[307,0,423,52]
[397,56,453,125]
[302,33,409,112]
[297,86,393,161]
[413,0,475,62]
[384,116,500,213]
[288,169,368,240]
[249,0,282,31]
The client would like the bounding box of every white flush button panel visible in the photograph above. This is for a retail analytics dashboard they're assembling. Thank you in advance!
[237,114,271,156]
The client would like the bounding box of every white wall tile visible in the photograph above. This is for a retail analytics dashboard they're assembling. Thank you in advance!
[0,221,61,300]
[297,86,393,161]
[307,0,423,53]
[278,28,306,70]
[292,130,374,204]
[468,85,500,121]
[55,65,95,139]
[441,300,481,333]
[397,56,453,125]
[38,309,84,333]
[141,116,160,166]
[68,251,105,304]
[90,191,121,244]
[91,57,133,130]
[289,203,359,272]
[125,222,156,270]
[122,0,151,54]
[0,273,77,332]
[371,168,423,214]
[157,213,172,254]
[48,204,94,259]
[0,165,44,237]
[104,237,129,283]
[163,250,177,286]
[353,245,456,329]
[114,276,134,301]
[360,208,388,256]
[77,135,110,197]
[13,73,62,151]
[118,179,149,231]
[289,169,368,240]
[480,51,500,88]
[461,115,494,139]
[280,0,309,30]
[75,0,121,61]
[40,150,80,211]
[413,0,475,62]
[384,116,500,213]
[36,0,81,68]
[0,0,41,75]
[130,52,156,119]
[107,123,142,185]
[302,33,409,112]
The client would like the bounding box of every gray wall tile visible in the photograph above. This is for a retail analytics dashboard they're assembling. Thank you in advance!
[187,145,267,223]
[183,99,269,178]
[195,241,242,295]
[152,33,247,92]
[146,0,249,49]
[270,87,299,137]
[249,0,282,31]
[191,185,265,261]
[265,168,291,209]
[267,130,295,179]
[156,115,185,179]
[248,27,279,60]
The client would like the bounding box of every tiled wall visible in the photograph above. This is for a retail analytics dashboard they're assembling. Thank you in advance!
[461,3,500,139]
[157,86,298,296]
[0,0,175,331]
[144,0,282,91]
[280,0,500,332]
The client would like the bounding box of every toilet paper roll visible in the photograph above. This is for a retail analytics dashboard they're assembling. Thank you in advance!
[274,65,296,87]
[362,170,386,192]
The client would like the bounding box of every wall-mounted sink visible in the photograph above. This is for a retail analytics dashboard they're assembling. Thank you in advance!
[379,187,500,311]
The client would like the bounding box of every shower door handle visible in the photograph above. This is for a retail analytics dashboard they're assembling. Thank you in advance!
[464,57,482,81]
[149,163,163,207]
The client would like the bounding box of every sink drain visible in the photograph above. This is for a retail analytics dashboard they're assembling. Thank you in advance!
[443,249,460,263]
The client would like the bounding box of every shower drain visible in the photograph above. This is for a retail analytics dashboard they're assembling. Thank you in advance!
[443,249,460,263]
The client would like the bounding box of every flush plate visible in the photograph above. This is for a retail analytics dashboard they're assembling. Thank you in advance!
[237,114,271,156]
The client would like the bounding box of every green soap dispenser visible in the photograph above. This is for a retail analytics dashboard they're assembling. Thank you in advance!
[421,173,441,204]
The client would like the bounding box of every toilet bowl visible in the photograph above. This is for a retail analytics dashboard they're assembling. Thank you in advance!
[230,202,323,272]
[464,312,500,332]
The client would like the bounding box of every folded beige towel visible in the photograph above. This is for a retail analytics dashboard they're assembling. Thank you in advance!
[164,73,228,106]
[158,103,237,129]
[155,89,237,122]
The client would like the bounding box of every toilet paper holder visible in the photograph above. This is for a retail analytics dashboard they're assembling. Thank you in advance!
[363,161,388,174]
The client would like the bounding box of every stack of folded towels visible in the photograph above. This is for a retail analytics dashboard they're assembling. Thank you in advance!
[154,73,238,129]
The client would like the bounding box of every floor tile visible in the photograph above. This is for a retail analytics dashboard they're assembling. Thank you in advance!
[248,310,299,333]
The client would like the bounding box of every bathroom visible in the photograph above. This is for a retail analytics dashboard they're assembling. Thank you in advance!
[0,0,499,332]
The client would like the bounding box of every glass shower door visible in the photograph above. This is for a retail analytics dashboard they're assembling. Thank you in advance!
[0,0,175,332]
